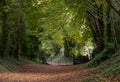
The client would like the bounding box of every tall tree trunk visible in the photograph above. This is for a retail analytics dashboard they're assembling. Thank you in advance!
[111,13,118,51]
[87,10,105,58]
[14,0,23,59]
[1,0,10,57]
[105,0,118,51]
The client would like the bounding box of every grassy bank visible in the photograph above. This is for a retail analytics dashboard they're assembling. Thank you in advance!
[0,57,20,71]
[81,50,120,82]
[0,57,36,71]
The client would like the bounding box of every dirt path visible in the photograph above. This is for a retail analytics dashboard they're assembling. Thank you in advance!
[0,63,97,82]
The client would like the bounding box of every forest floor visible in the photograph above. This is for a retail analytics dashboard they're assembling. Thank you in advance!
[0,63,97,82]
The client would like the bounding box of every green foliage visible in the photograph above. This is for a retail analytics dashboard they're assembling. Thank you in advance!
[85,47,115,68]
[0,0,119,75]
[0,64,8,71]
[82,75,98,82]
[22,35,40,62]
[82,51,120,82]
[0,56,19,71]
[0,0,93,62]
[98,51,120,75]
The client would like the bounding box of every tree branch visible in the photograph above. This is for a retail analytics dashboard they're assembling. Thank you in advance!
[105,0,120,16]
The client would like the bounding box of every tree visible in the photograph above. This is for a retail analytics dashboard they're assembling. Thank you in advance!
[1,0,10,57]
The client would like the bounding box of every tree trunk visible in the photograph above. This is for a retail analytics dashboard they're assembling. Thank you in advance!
[1,0,10,57]
[14,0,23,59]
[87,5,105,58]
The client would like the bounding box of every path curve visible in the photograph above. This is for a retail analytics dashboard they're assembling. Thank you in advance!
[0,63,97,82]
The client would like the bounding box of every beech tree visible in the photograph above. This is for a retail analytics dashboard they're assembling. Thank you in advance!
[0,0,119,65]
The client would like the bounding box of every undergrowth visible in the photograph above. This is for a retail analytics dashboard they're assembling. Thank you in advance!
[81,50,120,82]
[0,64,8,71]
[85,48,115,68]
[0,56,37,71]
[0,56,20,71]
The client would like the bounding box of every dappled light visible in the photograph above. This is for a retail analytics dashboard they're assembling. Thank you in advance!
[0,0,120,82]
